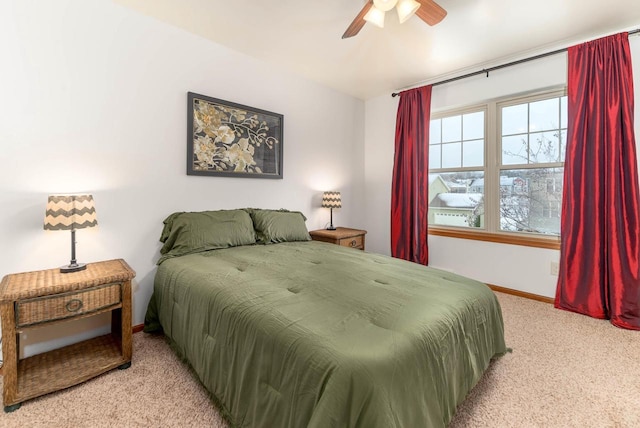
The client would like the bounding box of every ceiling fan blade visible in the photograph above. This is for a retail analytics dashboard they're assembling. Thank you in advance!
[342,1,374,39]
[415,0,447,26]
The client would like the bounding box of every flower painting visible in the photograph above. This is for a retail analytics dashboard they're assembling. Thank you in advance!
[187,92,283,178]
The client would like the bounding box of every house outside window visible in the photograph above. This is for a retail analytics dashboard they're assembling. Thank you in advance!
[428,88,567,244]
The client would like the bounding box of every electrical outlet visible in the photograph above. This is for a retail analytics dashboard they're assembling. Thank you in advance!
[550,261,560,276]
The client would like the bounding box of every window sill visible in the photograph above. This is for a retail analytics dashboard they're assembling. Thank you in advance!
[428,227,561,250]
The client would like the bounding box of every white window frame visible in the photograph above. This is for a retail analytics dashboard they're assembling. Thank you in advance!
[428,87,567,249]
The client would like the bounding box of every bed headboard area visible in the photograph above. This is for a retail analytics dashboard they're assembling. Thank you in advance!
[157,208,311,264]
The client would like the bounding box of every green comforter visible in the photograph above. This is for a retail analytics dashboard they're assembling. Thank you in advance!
[144,241,506,427]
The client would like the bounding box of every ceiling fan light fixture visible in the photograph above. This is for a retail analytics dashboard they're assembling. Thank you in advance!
[364,6,386,29]
[396,0,421,24]
[372,0,398,12]
[341,0,445,39]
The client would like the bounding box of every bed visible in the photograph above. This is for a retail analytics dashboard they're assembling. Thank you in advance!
[144,209,507,427]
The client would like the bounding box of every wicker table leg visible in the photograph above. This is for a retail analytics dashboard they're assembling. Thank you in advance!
[4,403,21,413]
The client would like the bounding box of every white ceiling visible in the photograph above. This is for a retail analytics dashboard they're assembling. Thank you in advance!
[115,0,640,100]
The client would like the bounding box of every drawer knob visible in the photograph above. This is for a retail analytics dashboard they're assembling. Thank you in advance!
[350,239,357,247]
[65,299,84,313]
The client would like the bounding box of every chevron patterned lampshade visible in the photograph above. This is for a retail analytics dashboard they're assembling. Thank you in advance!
[44,195,97,230]
[321,191,342,209]
[322,191,341,230]
[44,194,97,273]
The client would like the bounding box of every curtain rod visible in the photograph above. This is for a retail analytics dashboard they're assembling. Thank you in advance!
[391,28,640,97]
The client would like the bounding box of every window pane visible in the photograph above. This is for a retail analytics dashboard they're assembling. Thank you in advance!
[560,130,567,162]
[502,135,528,165]
[560,96,568,129]
[529,98,559,132]
[428,171,484,229]
[442,116,461,143]
[499,167,563,235]
[442,142,462,168]
[463,139,484,167]
[502,104,528,135]
[529,131,561,163]
[429,145,441,169]
[463,111,484,140]
[430,119,441,144]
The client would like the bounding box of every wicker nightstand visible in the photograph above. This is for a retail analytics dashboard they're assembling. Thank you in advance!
[0,259,136,412]
[309,227,367,251]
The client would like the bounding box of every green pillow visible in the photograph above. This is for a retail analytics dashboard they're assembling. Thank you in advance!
[248,209,311,244]
[158,209,256,263]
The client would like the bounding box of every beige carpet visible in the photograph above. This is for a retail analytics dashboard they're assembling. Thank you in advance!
[1,292,639,427]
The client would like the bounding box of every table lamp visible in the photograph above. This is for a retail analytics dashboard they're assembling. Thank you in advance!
[321,191,341,230]
[44,194,97,273]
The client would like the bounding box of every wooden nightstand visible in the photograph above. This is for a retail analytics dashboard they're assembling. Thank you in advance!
[309,227,367,251]
[0,259,136,412]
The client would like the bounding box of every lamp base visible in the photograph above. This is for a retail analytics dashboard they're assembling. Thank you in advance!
[326,226,337,231]
[60,263,87,273]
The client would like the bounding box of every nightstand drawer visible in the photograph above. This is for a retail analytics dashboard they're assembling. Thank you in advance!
[309,227,367,251]
[339,235,364,249]
[16,283,122,327]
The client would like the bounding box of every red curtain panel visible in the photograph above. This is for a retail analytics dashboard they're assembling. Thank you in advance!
[556,33,640,330]
[391,85,432,265]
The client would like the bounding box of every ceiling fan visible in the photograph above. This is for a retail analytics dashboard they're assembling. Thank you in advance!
[342,0,447,39]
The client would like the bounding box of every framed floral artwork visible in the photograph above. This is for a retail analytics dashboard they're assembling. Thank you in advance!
[187,92,283,178]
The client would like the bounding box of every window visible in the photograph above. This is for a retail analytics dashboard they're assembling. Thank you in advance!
[428,110,485,229]
[428,89,567,243]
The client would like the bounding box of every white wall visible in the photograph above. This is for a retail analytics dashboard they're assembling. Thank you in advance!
[364,35,640,298]
[0,0,364,356]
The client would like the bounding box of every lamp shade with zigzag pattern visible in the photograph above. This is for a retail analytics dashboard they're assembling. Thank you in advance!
[321,191,342,209]
[44,195,97,230]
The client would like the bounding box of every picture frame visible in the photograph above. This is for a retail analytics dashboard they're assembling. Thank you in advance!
[187,92,283,179]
